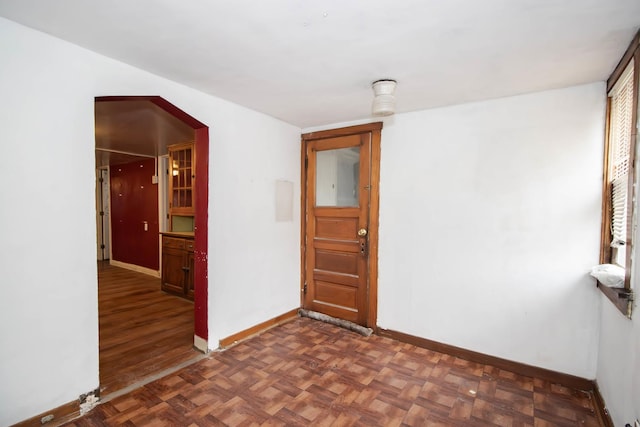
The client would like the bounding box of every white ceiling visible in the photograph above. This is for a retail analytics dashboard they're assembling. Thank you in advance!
[1,0,639,128]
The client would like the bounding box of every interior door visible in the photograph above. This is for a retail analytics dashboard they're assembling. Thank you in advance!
[302,123,381,327]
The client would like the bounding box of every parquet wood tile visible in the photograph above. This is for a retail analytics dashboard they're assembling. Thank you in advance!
[65,317,603,426]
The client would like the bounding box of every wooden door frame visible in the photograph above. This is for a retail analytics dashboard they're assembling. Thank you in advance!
[300,122,382,329]
[96,166,111,261]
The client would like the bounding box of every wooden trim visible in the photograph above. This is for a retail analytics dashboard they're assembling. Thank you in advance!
[301,122,383,141]
[592,381,615,427]
[300,135,307,307]
[606,29,640,93]
[622,51,639,290]
[599,97,613,265]
[219,309,298,348]
[193,127,209,340]
[377,328,594,391]
[302,141,316,312]
[11,399,79,427]
[366,125,382,330]
[597,281,633,318]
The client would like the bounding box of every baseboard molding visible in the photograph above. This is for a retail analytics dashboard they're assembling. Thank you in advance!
[12,399,79,427]
[110,260,160,278]
[592,381,615,427]
[377,328,593,391]
[219,308,299,348]
[193,334,208,353]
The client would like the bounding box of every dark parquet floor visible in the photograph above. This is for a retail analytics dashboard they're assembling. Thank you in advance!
[98,261,197,396]
[65,317,602,426]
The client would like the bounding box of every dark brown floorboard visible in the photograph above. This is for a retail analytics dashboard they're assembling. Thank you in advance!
[66,317,602,426]
[98,261,197,396]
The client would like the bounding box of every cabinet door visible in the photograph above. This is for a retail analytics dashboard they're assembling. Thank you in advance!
[186,251,195,300]
[168,143,195,215]
[161,247,186,295]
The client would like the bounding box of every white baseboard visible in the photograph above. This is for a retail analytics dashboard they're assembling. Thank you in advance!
[110,260,160,278]
[193,335,209,353]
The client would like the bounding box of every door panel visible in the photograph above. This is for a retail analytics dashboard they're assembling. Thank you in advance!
[110,158,160,270]
[304,133,371,325]
[161,248,186,294]
[315,250,358,275]
[316,216,359,238]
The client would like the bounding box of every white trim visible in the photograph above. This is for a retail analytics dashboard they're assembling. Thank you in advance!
[193,335,209,353]
[109,260,160,278]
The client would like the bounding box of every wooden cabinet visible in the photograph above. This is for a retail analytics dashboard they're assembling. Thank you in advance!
[161,235,194,300]
[163,142,196,299]
[168,142,195,230]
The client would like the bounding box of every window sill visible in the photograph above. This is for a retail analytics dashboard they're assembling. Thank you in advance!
[597,281,634,318]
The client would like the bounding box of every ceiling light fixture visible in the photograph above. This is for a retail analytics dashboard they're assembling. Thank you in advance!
[371,79,397,116]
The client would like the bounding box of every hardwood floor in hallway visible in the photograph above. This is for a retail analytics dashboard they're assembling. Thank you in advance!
[67,316,603,426]
[98,261,199,397]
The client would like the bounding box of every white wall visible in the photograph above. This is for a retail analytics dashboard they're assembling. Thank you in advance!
[375,83,606,378]
[596,112,640,426]
[597,295,639,426]
[0,17,300,426]
[208,107,301,342]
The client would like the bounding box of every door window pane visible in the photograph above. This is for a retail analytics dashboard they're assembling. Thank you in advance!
[316,147,360,207]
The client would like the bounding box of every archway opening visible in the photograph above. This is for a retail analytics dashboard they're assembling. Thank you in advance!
[94,95,209,394]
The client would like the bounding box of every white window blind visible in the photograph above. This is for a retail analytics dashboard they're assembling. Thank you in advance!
[609,62,635,249]
[611,177,628,247]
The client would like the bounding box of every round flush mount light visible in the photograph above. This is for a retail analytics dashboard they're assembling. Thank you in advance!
[371,79,397,116]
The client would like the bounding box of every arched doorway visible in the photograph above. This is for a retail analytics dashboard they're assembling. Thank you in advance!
[95,95,209,392]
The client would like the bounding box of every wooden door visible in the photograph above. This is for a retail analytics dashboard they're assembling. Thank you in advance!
[110,158,160,270]
[161,247,186,295]
[302,123,382,327]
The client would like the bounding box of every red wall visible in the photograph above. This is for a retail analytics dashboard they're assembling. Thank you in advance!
[110,158,159,270]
